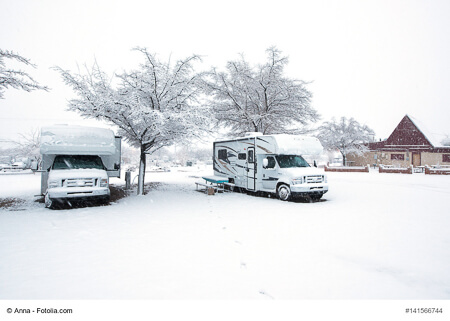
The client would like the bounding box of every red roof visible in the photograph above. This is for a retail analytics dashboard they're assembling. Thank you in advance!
[368,115,450,151]
[384,115,432,147]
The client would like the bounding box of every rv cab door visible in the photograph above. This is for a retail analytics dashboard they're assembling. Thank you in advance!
[247,147,256,190]
[103,136,122,178]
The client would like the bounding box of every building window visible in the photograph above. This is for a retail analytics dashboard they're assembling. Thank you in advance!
[391,153,405,161]
[443,154,450,163]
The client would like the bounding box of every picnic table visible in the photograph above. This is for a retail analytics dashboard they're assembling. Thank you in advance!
[195,175,233,194]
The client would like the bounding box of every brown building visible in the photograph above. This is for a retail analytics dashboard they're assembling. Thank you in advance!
[348,115,450,168]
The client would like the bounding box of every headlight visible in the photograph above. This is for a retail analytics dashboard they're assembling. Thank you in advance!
[292,177,303,185]
[48,180,59,188]
[324,175,328,183]
[100,178,108,187]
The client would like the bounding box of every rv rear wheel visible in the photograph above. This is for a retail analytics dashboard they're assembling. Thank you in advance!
[277,184,292,201]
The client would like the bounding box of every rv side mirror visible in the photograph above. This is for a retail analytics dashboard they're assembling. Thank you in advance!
[263,158,268,168]
[114,163,120,170]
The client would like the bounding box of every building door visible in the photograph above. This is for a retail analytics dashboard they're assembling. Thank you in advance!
[412,152,421,167]
[247,147,256,190]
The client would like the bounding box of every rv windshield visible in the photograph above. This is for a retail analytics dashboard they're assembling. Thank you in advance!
[52,155,105,170]
[275,155,310,168]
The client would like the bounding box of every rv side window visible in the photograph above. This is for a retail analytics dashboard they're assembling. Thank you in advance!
[266,156,276,169]
[238,153,246,160]
[218,149,228,161]
[248,150,254,163]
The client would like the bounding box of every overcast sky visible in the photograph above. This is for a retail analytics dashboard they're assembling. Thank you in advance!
[1,0,449,145]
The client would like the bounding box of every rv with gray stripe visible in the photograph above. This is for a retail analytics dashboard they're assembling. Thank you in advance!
[213,133,328,201]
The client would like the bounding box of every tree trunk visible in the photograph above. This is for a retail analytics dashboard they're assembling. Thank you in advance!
[137,145,146,195]
[342,153,347,166]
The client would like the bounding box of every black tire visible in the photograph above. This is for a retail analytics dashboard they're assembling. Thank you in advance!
[309,194,323,202]
[44,193,54,209]
[277,184,292,201]
[102,196,111,205]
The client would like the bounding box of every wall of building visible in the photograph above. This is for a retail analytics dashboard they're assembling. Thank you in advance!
[348,151,450,167]
[347,151,410,167]
[380,152,410,167]
[422,152,450,166]
[346,152,376,167]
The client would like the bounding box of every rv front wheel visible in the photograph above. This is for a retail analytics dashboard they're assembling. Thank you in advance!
[44,193,53,209]
[277,184,292,201]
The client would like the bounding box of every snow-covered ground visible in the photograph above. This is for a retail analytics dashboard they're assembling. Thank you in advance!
[1,166,450,300]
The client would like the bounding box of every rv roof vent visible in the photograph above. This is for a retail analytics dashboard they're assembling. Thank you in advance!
[244,132,263,137]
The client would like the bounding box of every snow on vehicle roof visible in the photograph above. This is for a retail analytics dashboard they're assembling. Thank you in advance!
[40,125,116,155]
[271,134,323,155]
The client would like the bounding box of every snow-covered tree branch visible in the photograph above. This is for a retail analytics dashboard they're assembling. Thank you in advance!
[55,48,211,195]
[203,47,319,136]
[0,49,49,99]
[317,117,375,166]
[441,135,450,146]
[12,128,42,161]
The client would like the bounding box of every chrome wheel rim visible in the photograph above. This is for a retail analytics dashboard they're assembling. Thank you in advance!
[44,193,52,208]
[278,186,290,201]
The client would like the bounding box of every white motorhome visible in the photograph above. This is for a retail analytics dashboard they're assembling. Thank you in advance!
[40,125,121,208]
[213,133,328,201]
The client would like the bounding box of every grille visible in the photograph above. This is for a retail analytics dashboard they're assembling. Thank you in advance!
[305,175,324,184]
[64,178,96,187]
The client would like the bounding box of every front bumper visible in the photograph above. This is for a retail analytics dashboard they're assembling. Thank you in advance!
[290,183,329,194]
[47,186,110,200]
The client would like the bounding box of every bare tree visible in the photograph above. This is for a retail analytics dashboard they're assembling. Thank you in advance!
[317,117,375,166]
[11,127,42,161]
[55,48,210,195]
[203,47,319,136]
[0,49,49,99]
